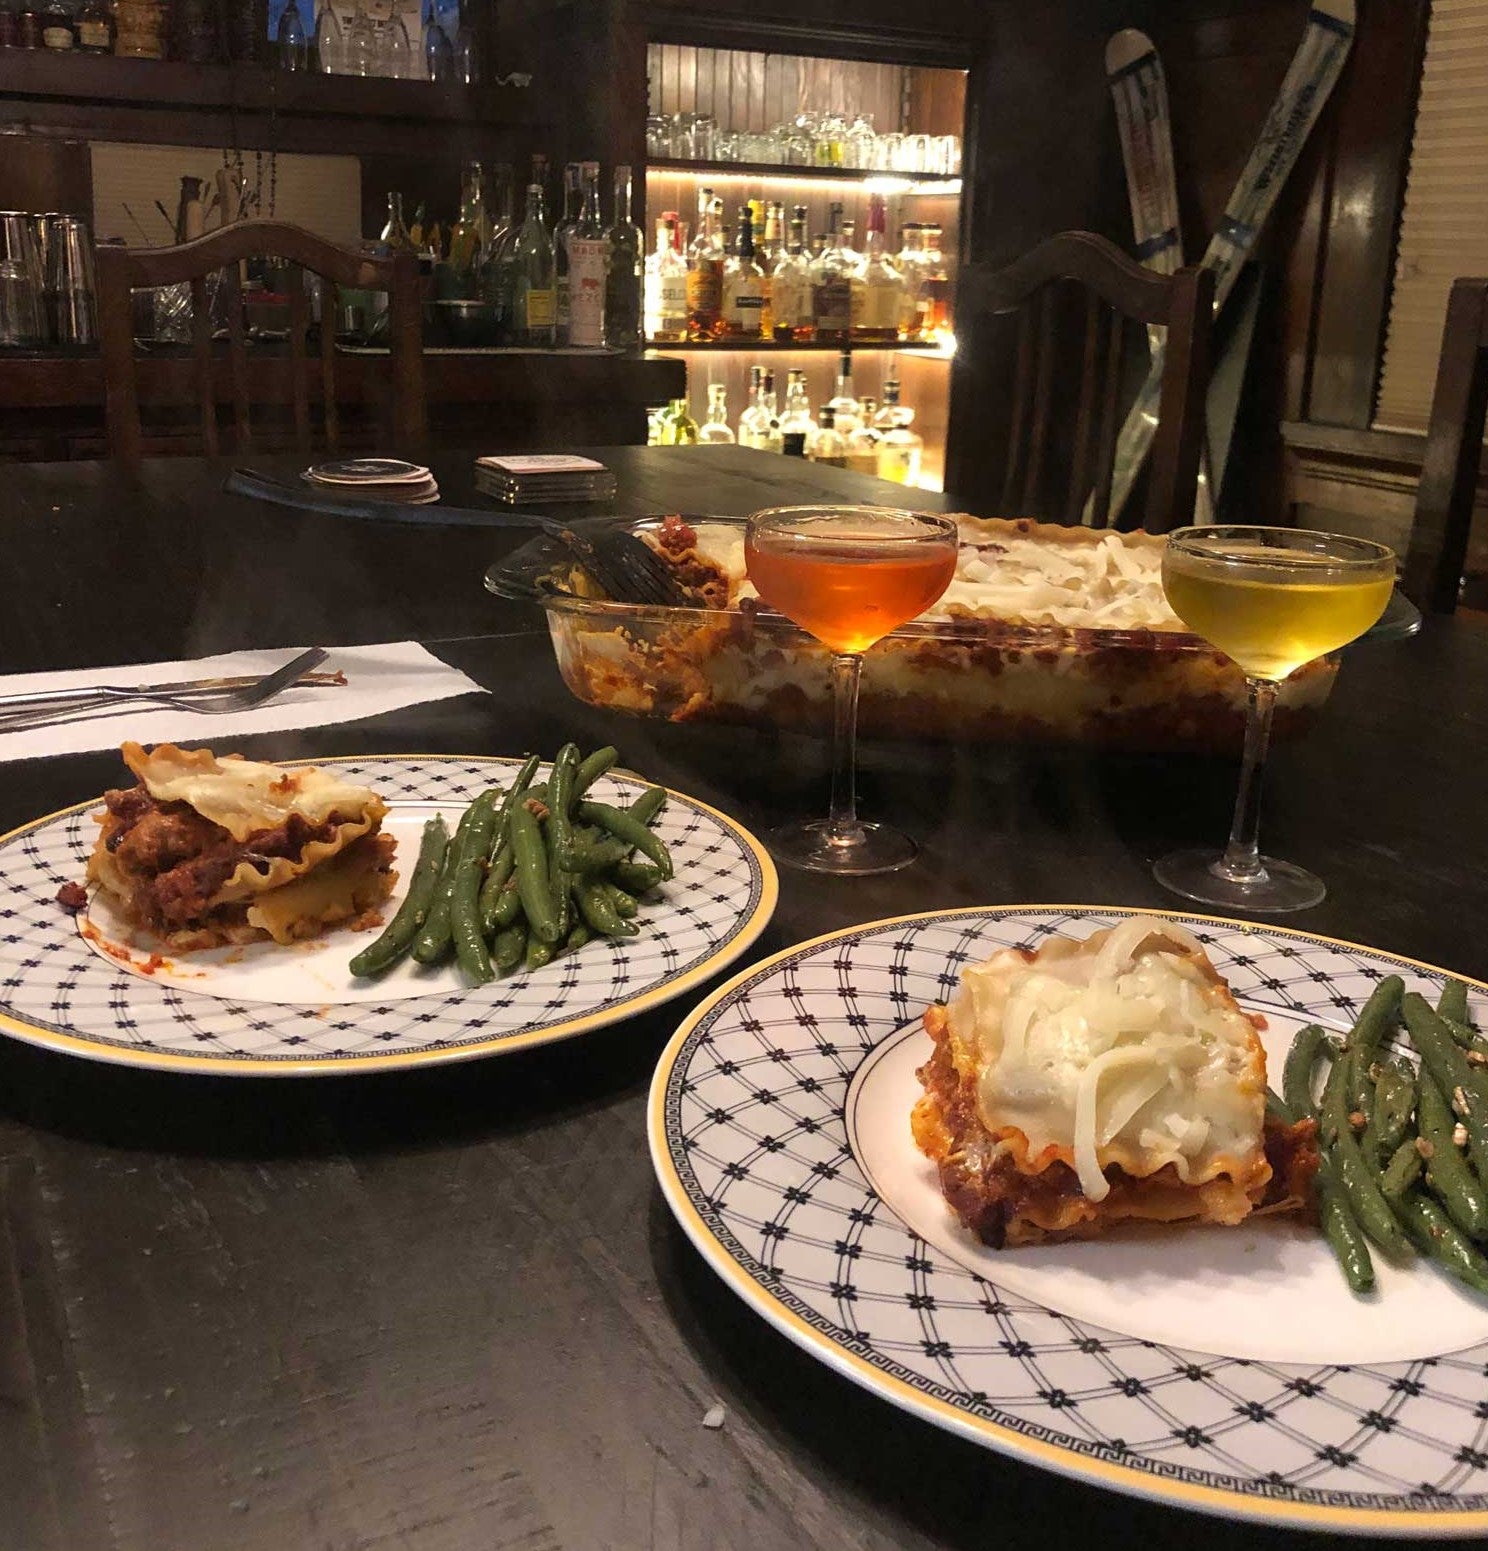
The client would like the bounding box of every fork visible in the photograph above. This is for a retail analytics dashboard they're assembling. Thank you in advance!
[0,647,329,731]
[224,469,688,607]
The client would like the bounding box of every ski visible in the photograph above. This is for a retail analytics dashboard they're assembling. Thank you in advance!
[1091,0,1356,526]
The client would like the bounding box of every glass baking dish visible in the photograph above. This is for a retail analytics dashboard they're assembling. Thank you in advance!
[484,514,1339,752]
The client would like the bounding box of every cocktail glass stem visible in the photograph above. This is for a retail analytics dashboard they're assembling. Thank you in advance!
[1213,675,1275,884]
[825,651,866,847]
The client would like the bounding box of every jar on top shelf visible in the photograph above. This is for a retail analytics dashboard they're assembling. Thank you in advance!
[113,0,166,56]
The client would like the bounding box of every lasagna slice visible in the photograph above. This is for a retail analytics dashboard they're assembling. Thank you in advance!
[911,916,1317,1247]
[86,742,397,950]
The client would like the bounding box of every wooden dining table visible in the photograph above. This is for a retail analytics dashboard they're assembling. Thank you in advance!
[1,444,1484,1551]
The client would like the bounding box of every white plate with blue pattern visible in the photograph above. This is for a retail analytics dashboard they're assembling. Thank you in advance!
[649,904,1488,1535]
[0,754,777,1074]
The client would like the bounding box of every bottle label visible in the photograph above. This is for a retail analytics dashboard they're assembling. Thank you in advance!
[524,288,556,328]
[851,281,901,333]
[728,292,765,335]
[42,22,74,45]
[772,275,808,328]
[556,275,570,329]
[567,237,608,346]
[686,262,722,320]
[77,18,108,44]
[813,278,850,331]
[658,274,687,323]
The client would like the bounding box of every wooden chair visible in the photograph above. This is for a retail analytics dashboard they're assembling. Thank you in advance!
[1402,277,1488,613]
[97,220,427,468]
[947,230,1214,532]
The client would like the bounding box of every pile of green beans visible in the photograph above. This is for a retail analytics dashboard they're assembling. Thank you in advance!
[349,744,673,984]
[1272,974,1488,1297]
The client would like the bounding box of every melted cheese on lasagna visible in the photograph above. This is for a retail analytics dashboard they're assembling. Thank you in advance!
[944,917,1265,1201]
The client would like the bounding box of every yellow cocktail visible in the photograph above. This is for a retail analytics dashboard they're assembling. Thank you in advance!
[1154,526,1396,912]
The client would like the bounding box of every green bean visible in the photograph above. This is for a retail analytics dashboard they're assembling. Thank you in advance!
[1366,1063,1416,1168]
[603,881,639,919]
[1380,1139,1424,1203]
[1347,1050,1375,1117]
[1439,979,1471,1029]
[492,917,527,975]
[1349,975,1405,1064]
[1320,1054,1414,1262]
[574,877,638,938]
[510,803,560,944]
[610,859,665,896]
[1417,1069,1488,1238]
[573,746,618,800]
[576,800,672,880]
[1317,1159,1376,1294]
[491,874,524,930]
[1398,1191,1488,1296]
[524,935,555,972]
[1402,993,1488,1190]
[449,790,502,986]
[1283,1024,1329,1120]
[568,837,633,874]
[478,843,515,937]
[562,922,592,955]
[412,804,476,965]
[625,786,669,824]
[1442,1014,1488,1058]
[349,815,449,977]
[546,744,580,929]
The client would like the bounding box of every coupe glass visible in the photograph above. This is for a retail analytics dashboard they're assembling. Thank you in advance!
[744,506,959,874]
[1153,526,1396,911]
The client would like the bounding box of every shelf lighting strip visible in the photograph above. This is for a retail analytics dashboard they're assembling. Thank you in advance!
[646,168,961,198]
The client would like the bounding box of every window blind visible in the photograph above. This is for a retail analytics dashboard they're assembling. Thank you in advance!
[1374,0,1488,432]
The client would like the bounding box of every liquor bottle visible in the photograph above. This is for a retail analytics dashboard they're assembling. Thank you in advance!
[844,399,881,475]
[511,182,556,347]
[552,162,581,344]
[685,193,726,342]
[479,164,518,342]
[39,0,73,48]
[276,2,306,69]
[850,194,902,344]
[736,365,766,447]
[761,369,784,454]
[770,206,813,345]
[603,163,643,350]
[698,382,736,444]
[824,348,861,435]
[656,397,699,445]
[565,161,609,349]
[76,0,112,49]
[896,225,926,341]
[380,192,416,253]
[646,213,688,343]
[811,204,852,346]
[810,405,848,467]
[777,368,816,455]
[920,224,952,341]
[759,202,784,269]
[447,160,487,287]
[408,201,426,251]
[839,217,866,280]
[722,205,767,340]
[875,379,923,484]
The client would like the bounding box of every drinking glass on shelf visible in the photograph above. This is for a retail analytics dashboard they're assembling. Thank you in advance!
[714,130,740,162]
[313,2,343,71]
[0,259,42,349]
[875,132,903,172]
[1153,526,1396,911]
[645,116,669,157]
[744,505,960,874]
[692,113,716,160]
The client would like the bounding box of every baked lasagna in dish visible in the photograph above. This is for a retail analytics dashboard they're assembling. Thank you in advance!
[911,916,1318,1246]
[86,742,397,950]
[531,515,1336,752]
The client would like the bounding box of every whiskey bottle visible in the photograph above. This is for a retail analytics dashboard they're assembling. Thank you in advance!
[844,399,881,475]
[874,379,923,484]
[777,368,816,455]
[920,224,952,341]
[447,161,488,288]
[603,163,643,351]
[811,204,852,346]
[810,405,848,467]
[850,194,903,344]
[721,205,767,340]
[646,213,688,343]
[566,161,609,349]
[685,194,726,342]
[824,349,862,435]
[770,207,813,344]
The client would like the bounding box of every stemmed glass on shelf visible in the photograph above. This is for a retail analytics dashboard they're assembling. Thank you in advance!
[1154,525,1396,912]
[744,505,959,875]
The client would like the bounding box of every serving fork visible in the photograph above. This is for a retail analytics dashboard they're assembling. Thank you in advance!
[0,647,331,732]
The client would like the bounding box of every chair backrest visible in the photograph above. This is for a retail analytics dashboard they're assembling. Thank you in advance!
[948,231,1214,533]
[1403,277,1488,614]
[96,220,427,468]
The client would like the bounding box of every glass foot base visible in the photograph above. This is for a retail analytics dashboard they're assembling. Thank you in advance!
[768,818,918,876]
[1153,847,1326,913]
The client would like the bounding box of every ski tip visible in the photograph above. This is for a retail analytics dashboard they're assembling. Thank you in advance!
[1312,0,1356,29]
[1105,28,1158,77]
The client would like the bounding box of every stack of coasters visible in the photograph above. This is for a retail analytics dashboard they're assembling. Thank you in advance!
[474,454,616,506]
[303,458,440,504]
